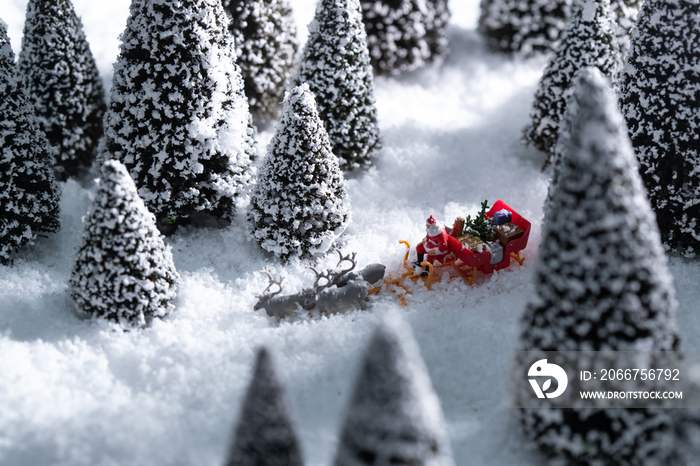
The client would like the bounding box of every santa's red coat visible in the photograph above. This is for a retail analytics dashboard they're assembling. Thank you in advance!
[416,228,465,264]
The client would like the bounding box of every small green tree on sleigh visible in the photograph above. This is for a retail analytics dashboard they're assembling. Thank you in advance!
[464,200,494,242]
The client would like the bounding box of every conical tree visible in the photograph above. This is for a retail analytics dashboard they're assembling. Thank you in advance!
[17,0,106,181]
[520,68,678,465]
[477,0,573,55]
[334,317,454,466]
[70,160,179,327]
[0,21,61,265]
[424,0,451,63]
[296,0,380,170]
[619,0,700,255]
[609,0,641,59]
[523,0,622,167]
[360,0,430,76]
[102,0,255,233]
[224,347,303,466]
[223,0,298,126]
[247,84,349,262]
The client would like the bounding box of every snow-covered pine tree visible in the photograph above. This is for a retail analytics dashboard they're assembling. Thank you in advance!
[477,0,573,55]
[223,0,298,126]
[334,317,454,466]
[296,0,380,170]
[102,0,255,232]
[247,84,349,262]
[360,0,430,76]
[619,0,700,255]
[609,0,640,59]
[522,0,621,167]
[17,0,106,181]
[224,347,303,466]
[520,68,678,465]
[424,0,451,63]
[0,21,61,265]
[70,160,179,327]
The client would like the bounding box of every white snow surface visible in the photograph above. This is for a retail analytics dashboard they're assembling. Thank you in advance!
[2,1,699,466]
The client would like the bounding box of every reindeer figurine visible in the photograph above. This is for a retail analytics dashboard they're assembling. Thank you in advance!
[254,272,316,319]
[253,252,386,319]
[310,252,385,315]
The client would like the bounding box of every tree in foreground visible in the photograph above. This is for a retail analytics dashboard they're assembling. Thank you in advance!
[70,160,179,327]
[523,0,621,167]
[224,347,303,466]
[102,0,255,232]
[296,0,380,170]
[0,21,61,265]
[360,0,430,76]
[247,84,349,262]
[334,317,454,466]
[17,0,106,181]
[223,0,298,126]
[477,0,573,55]
[619,0,700,254]
[520,68,678,465]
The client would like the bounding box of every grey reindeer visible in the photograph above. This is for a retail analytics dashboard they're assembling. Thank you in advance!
[254,272,316,319]
[311,252,384,314]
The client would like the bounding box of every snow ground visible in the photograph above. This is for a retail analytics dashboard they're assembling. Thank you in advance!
[2,1,699,465]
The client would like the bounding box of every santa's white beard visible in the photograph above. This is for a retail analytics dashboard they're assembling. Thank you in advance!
[427,223,442,237]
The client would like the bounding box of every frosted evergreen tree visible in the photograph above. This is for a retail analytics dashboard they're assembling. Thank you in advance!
[520,68,678,465]
[296,0,380,170]
[0,21,61,265]
[17,0,106,181]
[223,0,298,126]
[477,0,573,55]
[224,347,303,466]
[360,0,430,76]
[334,317,454,466]
[523,0,622,167]
[247,84,349,262]
[609,0,640,59]
[424,0,451,63]
[619,0,700,254]
[102,0,255,232]
[70,160,179,327]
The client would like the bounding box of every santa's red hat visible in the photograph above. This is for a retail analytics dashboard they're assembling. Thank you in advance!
[426,215,438,225]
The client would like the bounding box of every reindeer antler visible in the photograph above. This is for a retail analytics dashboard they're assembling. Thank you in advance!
[256,271,284,298]
[310,267,333,291]
[335,251,357,275]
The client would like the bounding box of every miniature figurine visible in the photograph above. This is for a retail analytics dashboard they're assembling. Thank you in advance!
[414,215,465,276]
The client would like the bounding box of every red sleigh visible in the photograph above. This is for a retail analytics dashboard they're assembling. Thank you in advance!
[383,200,531,301]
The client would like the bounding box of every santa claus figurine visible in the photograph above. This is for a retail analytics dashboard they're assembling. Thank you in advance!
[415,215,463,276]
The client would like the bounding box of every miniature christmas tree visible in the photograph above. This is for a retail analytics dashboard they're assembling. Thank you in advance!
[619,0,700,254]
[334,317,454,466]
[224,348,303,466]
[296,0,380,170]
[17,0,106,181]
[70,160,179,327]
[523,0,622,167]
[360,0,430,76]
[0,21,61,265]
[223,0,298,126]
[478,0,573,55]
[609,0,641,59]
[464,200,494,242]
[247,84,349,262]
[520,68,678,465]
[424,0,451,63]
[102,0,255,232]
